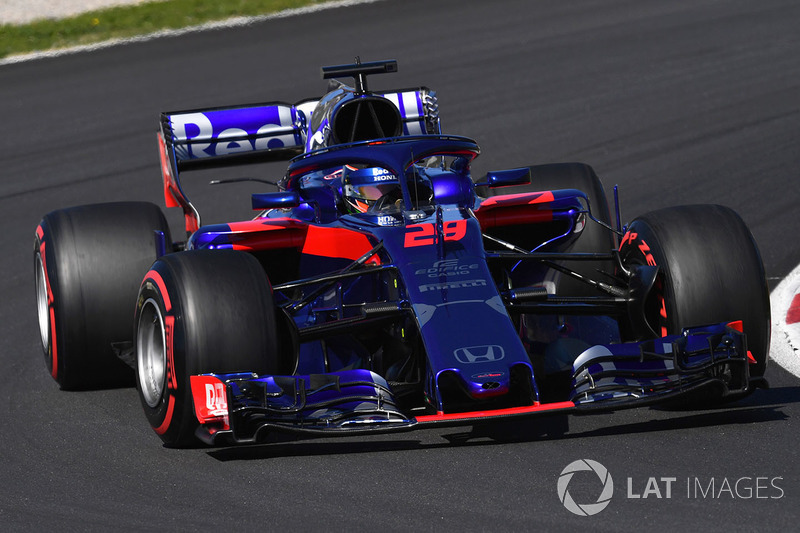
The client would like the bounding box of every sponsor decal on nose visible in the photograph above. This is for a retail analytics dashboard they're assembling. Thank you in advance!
[454,345,505,364]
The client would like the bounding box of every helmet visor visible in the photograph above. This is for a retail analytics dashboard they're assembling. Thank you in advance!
[350,183,399,202]
[343,167,399,213]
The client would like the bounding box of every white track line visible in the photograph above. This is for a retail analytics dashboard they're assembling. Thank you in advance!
[0,0,386,66]
[769,266,800,378]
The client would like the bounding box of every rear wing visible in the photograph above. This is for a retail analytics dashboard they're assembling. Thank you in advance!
[378,89,439,136]
[160,101,310,169]
[158,89,439,235]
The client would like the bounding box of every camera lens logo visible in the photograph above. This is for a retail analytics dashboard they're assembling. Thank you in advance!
[557,459,614,516]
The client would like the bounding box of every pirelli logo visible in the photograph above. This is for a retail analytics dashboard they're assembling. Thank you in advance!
[419,279,486,293]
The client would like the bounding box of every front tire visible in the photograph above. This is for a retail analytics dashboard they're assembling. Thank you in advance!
[134,249,288,447]
[619,204,770,379]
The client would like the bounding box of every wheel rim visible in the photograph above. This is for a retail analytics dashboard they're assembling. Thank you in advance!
[34,252,50,353]
[137,298,167,408]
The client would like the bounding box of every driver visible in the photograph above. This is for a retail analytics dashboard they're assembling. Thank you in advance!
[342,166,432,214]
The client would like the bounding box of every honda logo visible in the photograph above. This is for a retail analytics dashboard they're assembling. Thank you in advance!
[454,345,505,364]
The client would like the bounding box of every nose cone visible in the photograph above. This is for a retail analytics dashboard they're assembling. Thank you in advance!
[436,362,536,405]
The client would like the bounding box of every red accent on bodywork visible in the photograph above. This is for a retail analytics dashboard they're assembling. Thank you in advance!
[727,320,744,332]
[726,321,757,363]
[158,132,199,235]
[474,191,556,229]
[476,206,554,229]
[414,401,575,423]
[190,375,230,429]
[786,294,800,325]
[301,226,380,264]
[157,132,181,209]
[184,213,199,234]
[478,191,556,209]
[223,218,309,251]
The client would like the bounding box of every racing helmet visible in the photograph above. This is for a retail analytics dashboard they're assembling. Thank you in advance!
[342,167,401,213]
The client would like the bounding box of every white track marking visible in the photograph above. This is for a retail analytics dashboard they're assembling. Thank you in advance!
[769,266,800,378]
[0,0,387,66]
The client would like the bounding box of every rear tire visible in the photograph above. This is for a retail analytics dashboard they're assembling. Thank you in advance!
[34,202,170,390]
[619,204,770,379]
[135,249,288,447]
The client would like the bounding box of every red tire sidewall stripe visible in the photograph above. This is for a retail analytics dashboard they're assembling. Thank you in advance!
[49,307,58,379]
[142,269,178,434]
[37,225,58,380]
[154,395,176,435]
[144,270,171,312]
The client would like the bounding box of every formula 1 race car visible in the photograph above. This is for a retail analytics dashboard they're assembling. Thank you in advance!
[34,59,771,447]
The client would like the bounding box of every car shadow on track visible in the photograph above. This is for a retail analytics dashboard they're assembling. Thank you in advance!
[206,385,798,461]
[567,404,788,438]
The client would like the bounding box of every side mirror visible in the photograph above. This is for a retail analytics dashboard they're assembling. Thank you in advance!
[432,173,473,207]
[483,168,531,188]
[252,191,301,210]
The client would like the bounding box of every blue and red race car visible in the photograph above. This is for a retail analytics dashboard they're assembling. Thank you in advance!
[34,59,770,447]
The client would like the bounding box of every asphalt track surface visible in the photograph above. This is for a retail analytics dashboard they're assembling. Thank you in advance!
[1,0,799,530]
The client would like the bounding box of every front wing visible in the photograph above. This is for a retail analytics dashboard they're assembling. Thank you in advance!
[189,322,752,445]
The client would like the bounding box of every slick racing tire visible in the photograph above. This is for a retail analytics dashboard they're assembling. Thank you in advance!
[483,163,616,296]
[619,204,770,379]
[135,250,288,447]
[34,202,171,390]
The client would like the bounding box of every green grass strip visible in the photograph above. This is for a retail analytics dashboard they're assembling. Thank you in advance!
[0,0,327,59]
